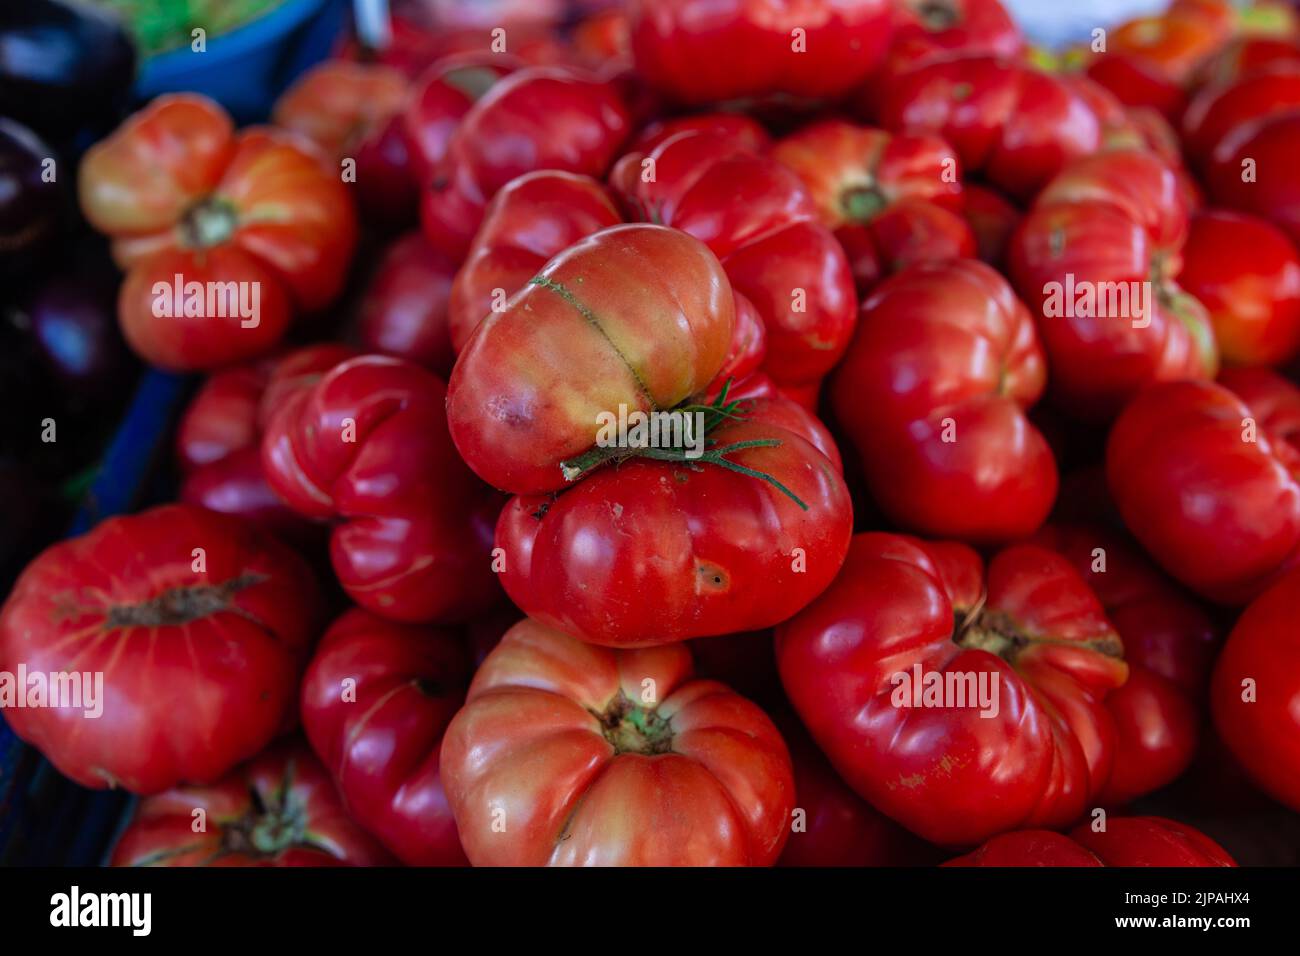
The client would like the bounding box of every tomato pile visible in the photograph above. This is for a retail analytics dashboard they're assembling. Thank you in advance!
[6,0,1300,869]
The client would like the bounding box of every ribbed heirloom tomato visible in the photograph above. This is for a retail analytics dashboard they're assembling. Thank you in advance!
[1212,564,1300,812]
[0,504,321,793]
[829,259,1057,542]
[439,619,795,866]
[262,354,502,623]
[110,743,393,866]
[628,0,893,106]
[300,608,471,866]
[78,95,357,370]
[946,816,1236,866]
[776,533,1127,846]
[449,224,851,646]
[1107,368,1300,604]
[1010,149,1217,420]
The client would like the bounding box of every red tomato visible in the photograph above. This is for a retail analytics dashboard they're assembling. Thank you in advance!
[963,182,1020,266]
[875,57,1110,200]
[1194,36,1300,87]
[628,0,893,106]
[357,231,460,377]
[401,54,517,183]
[1181,209,1300,366]
[1083,55,1187,122]
[300,608,470,866]
[262,354,502,623]
[612,128,857,385]
[1107,370,1300,605]
[110,742,393,866]
[1212,563,1300,812]
[776,533,1127,847]
[177,344,356,539]
[771,119,974,294]
[1205,109,1300,246]
[776,712,940,867]
[885,0,1023,77]
[947,816,1235,866]
[1009,149,1218,421]
[829,260,1056,542]
[420,66,630,261]
[1032,524,1218,805]
[272,60,407,157]
[1182,63,1300,167]
[439,618,795,865]
[1109,11,1229,85]
[447,224,735,494]
[0,504,322,794]
[78,95,357,370]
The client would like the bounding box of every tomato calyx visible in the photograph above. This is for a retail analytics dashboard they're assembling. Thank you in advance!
[842,184,888,224]
[595,690,674,756]
[557,380,811,510]
[914,0,960,31]
[104,572,266,629]
[220,774,316,861]
[181,197,240,249]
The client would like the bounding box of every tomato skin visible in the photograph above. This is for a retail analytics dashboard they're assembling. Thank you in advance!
[1212,564,1300,812]
[886,0,1023,78]
[876,57,1108,201]
[771,120,973,294]
[271,60,408,158]
[111,742,393,866]
[1206,110,1300,247]
[448,170,623,353]
[1181,209,1300,366]
[497,411,851,647]
[176,345,356,538]
[402,54,517,183]
[421,67,630,261]
[447,224,735,495]
[627,0,892,106]
[1009,149,1217,421]
[1107,372,1300,605]
[262,355,502,623]
[439,618,794,866]
[830,260,1056,542]
[1195,36,1300,87]
[612,128,857,386]
[776,533,1127,847]
[0,504,322,794]
[358,232,460,377]
[79,95,357,370]
[946,817,1235,866]
[963,182,1020,267]
[300,608,470,865]
[1182,65,1300,167]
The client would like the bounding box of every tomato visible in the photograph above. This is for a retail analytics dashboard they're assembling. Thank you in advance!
[776,533,1127,847]
[401,54,517,183]
[1194,36,1300,87]
[771,119,974,294]
[1205,109,1300,246]
[776,711,940,867]
[572,8,631,66]
[357,231,460,377]
[447,224,734,493]
[612,128,857,385]
[78,95,357,370]
[1212,563,1300,812]
[110,742,393,866]
[262,354,502,622]
[177,344,355,539]
[1082,55,1187,122]
[420,66,630,261]
[885,0,1023,78]
[0,504,322,794]
[875,57,1110,200]
[1109,11,1228,85]
[1182,64,1300,168]
[947,816,1235,866]
[439,618,795,865]
[627,0,893,106]
[1180,209,1300,366]
[1032,524,1218,805]
[829,260,1056,542]
[271,59,407,158]
[1107,369,1300,605]
[448,170,623,353]
[300,608,470,865]
[1009,149,1217,421]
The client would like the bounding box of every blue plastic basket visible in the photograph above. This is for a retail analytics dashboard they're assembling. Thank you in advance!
[134,0,347,122]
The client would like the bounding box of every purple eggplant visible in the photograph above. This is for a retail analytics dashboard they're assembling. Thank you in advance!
[0,118,61,278]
